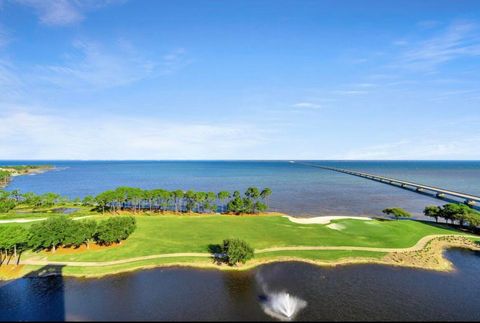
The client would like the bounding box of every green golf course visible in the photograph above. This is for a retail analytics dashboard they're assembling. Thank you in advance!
[2,212,477,279]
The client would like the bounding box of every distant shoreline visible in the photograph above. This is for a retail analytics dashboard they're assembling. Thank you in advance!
[0,165,54,188]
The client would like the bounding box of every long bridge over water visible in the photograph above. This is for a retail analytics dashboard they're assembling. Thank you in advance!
[295,162,480,206]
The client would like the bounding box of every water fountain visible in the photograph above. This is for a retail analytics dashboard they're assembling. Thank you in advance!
[256,271,307,321]
[260,291,307,321]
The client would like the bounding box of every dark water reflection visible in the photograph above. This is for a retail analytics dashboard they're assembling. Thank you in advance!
[1,249,480,321]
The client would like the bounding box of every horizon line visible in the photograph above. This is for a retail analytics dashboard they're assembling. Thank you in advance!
[1,159,480,162]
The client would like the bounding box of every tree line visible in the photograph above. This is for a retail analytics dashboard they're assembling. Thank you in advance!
[382,203,480,232]
[0,190,70,212]
[423,203,480,230]
[92,186,272,214]
[0,216,136,266]
[0,186,273,215]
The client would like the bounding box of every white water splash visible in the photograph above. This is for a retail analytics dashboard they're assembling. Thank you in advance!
[256,272,307,321]
[261,291,307,321]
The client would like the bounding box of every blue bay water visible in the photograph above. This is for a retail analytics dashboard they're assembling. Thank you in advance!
[1,160,479,217]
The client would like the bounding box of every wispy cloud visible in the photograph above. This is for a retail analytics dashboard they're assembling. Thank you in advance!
[398,21,480,70]
[417,20,440,29]
[34,39,156,89]
[14,0,124,26]
[0,25,9,48]
[0,59,23,100]
[292,102,322,109]
[341,137,480,160]
[333,90,369,95]
[161,48,193,75]
[392,39,409,46]
[0,109,269,159]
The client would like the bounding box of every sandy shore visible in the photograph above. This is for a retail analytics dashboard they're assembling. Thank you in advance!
[284,215,373,225]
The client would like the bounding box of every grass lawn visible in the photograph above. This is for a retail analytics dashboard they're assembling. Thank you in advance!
[21,214,465,263]
[0,204,93,220]
[1,212,474,279]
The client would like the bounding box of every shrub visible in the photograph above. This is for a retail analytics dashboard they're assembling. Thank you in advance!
[0,190,17,213]
[222,238,254,266]
[382,207,412,219]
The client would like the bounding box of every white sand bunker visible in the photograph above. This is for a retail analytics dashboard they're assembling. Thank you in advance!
[285,215,372,225]
[326,223,346,231]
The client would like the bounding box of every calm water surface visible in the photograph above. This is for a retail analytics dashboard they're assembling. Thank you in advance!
[2,160,480,217]
[0,249,479,321]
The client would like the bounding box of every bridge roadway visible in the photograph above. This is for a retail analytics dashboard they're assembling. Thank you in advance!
[295,162,479,205]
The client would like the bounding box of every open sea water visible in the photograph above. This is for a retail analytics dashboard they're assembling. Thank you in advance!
[2,160,479,217]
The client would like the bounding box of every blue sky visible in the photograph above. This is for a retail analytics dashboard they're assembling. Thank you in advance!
[1,0,479,160]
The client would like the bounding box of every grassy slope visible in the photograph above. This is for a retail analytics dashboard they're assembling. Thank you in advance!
[23,214,463,263]
[0,212,472,278]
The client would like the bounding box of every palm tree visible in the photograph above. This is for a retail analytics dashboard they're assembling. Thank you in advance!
[195,192,207,213]
[260,188,272,208]
[184,190,196,213]
[144,190,155,212]
[217,191,231,213]
[245,187,260,213]
[172,190,184,212]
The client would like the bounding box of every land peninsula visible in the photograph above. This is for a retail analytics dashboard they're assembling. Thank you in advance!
[0,165,53,188]
[0,186,479,280]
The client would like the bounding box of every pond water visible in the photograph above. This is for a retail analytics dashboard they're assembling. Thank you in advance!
[1,248,480,321]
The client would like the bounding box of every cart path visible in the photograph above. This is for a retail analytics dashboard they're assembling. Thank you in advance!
[19,234,479,267]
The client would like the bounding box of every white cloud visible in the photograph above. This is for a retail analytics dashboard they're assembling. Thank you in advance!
[161,48,193,75]
[333,90,368,95]
[35,39,156,89]
[0,37,189,93]
[0,25,9,48]
[341,138,480,160]
[0,110,268,159]
[398,21,480,70]
[0,59,22,100]
[15,0,123,26]
[292,102,322,109]
[392,39,409,46]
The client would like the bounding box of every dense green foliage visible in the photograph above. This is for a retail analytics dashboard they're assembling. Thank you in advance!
[0,190,69,212]
[0,190,17,213]
[0,225,29,264]
[226,188,270,214]
[29,217,76,252]
[0,216,136,258]
[96,217,137,245]
[0,186,271,215]
[93,186,271,214]
[0,170,11,186]
[222,238,254,265]
[382,207,412,219]
[423,203,480,229]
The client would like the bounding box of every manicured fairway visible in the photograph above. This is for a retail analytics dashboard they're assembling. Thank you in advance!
[25,214,464,263]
